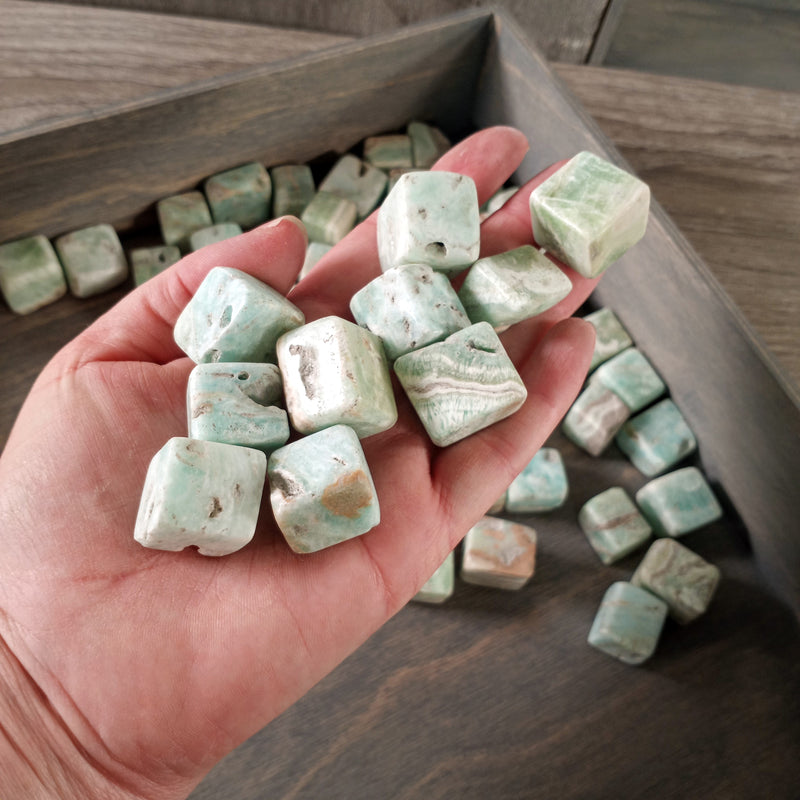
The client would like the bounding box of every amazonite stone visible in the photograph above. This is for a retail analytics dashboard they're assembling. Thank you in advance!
[204,162,272,229]
[134,437,266,557]
[592,348,665,412]
[187,362,289,453]
[562,381,630,457]
[350,263,471,361]
[298,242,332,281]
[458,245,573,329]
[0,235,66,314]
[319,154,387,221]
[174,266,304,364]
[364,134,413,169]
[156,191,212,251]
[268,424,380,553]
[584,307,633,370]
[461,517,537,590]
[480,186,519,220]
[407,120,450,168]
[55,224,128,298]
[277,315,397,438]
[530,151,650,278]
[413,552,455,604]
[616,398,697,476]
[189,223,243,252]
[588,581,667,665]
[378,171,480,275]
[636,467,723,537]
[130,245,181,286]
[270,164,315,217]
[578,487,652,565]
[632,539,720,624]
[301,191,357,245]
[394,322,527,447]
[506,448,568,513]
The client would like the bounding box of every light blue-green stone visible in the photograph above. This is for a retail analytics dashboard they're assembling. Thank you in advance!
[189,222,243,252]
[174,266,304,364]
[378,171,480,275]
[615,398,697,476]
[592,347,665,412]
[364,134,413,169]
[407,121,450,168]
[349,263,471,361]
[54,224,128,298]
[204,162,272,229]
[298,242,332,281]
[129,245,181,286]
[457,245,573,329]
[562,380,630,457]
[134,437,266,557]
[636,467,723,537]
[156,191,213,251]
[632,538,720,624]
[461,517,537,590]
[187,362,289,454]
[0,234,66,314]
[530,151,650,278]
[270,164,315,218]
[588,581,667,665]
[268,424,380,553]
[394,322,527,447]
[413,551,455,604]
[578,486,652,565]
[319,154,387,221]
[506,447,568,513]
[584,307,633,371]
[301,191,358,245]
[480,186,519,219]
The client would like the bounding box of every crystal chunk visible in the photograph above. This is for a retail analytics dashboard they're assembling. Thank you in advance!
[301,191,358,245]
[413,551,455,604]
[591,348,665,412]
[461,516,537,590]
[204,162,272,229]
[129,245,180,286]
[363,134,413,169]
[505,447,568,513]
[583,307,633,371]
[189,223,243,252]
[407,121,450,168]
[156,191,212,251]
[54,224,128,298]
[0,234,66,314]
[578,487,652,565]
[562,380,630,456]
[319,154,387,221]
[270,164,315,218]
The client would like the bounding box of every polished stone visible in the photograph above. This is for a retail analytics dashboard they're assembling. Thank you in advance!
[268,424,380,553]
[54,224,128,298]
[134,437,266,557]
[301,191,358,245]
[480,185,519,220]
[584,307,633,370]
[592,347,665,412]
[276,315,397,438]
[0,235,66,314]
[412,551,455,604]
[129,245,181,286]
[189,222,243,252]
[349,263,471,361]
[363,134,413,169]
[394,322,527,447]
[174,266,304,364]
[461,516,537,590]
[616,398,697,476]
[578,486,652,565]
[530,151,650,278]
[156,191,213,251]
[204,162,272,229]
[298,241,332,281]
[407,120,450,168]
[506,447,568,513]
[270,164,315,217]
[562,381,630,456]
[318,154,387,221]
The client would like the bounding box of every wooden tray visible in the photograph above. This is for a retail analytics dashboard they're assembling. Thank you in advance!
[1,10,798,798]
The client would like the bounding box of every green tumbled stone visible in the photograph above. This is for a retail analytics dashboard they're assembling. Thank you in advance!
[268,424,380,553]
[364,134,413,169]
[530,151,650,278]
[480,185,519,220]
[0,235,66,314]
[134,437,266,557]
[270,164,315,218]
[129,245,181,286]
[578,487,652,565]
[301,191,358,245]
[156,191,213,251]
[394,322,527,447]
[458,245,573,329]
[506,447,568,513]
[413,551,455,604]
[319,154,387,221]
[204,162,272,229]
[189,222,243,252]
[562,380,630,457]
[54,224,128,298]
[298,241,332,281]
[407,121,450,168]
[632,538,720,624]
[461,516,537,590]
[584,307,633,371]
[588,581,667,665]
[592,347,665,412]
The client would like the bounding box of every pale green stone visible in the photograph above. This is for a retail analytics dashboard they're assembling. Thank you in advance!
[562,380,630,456]
[458,245,573,329]
[530,151,650,278]
[174,266,304,364]
[270,164,315,218]
[394,322,527,447]
[276,315,397,438]
[632,538,720,624]
[298,242,332,281]
[134,437,266,557]
[588,581,667,665]
[268,424,380,553]
[506,447,568,513]
[461,516,537,590]
[584,307,633,370]
[592,348,665,412]
[129,245,181,286]
[187,362,289,454]
[319,154,387,221]
[301,191,358,245]
[407,121,450,168]
[378,171,480,275]
[156,191,212,251]
[364,134,413,169]
[189,222,243,252]
[0,235,66,314]
[636,467,723,537]
[413,551,455,604]
[349,263,471,361]
[54,224,128,298]
[480,186,519,219]
[578,487,652,565]
[204,162,272,229]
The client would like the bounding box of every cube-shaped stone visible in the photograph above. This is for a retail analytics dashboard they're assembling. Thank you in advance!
[591,348,665,412]
[276,316,397,438]
[270,164,315,218]
[632,538,721,624]
[134,437,266,557]
[505,447,568,513]
[480,186,519,220]
[301,191,358,245]
[204,162,272,229]
[407,120,450,168]
[458,245,573,329]
[156,191,213,251]
[578,487,652,565]
[318,154,387,221]
[364,134,413,169]
[413,551,455,604]
[268,424,380,553]
[174,266,304,364]
[129,245,181,286]
[189,223,243,252]
[636,467,723,537]
[394,322,527,447]
[584,307,633,371]
[187,362,289,453]
[298,242,332,281]
[588,581,667,665]
[349,263,471,361]
[461,517,537,590]
[0,235,66,314]
[562,380,630,457]
[378,171,480,275]
[54,224,128,298]
[615,398,697,476]
[530,151,650,278]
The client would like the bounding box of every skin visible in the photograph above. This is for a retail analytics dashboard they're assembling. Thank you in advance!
[0,127,598,799]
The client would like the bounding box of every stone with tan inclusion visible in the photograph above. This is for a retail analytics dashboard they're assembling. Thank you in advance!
[461,516,537,591]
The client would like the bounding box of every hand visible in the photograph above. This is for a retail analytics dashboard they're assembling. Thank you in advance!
[0,127,596,799]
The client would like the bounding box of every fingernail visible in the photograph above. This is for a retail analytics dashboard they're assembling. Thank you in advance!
[265,215,307,245]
